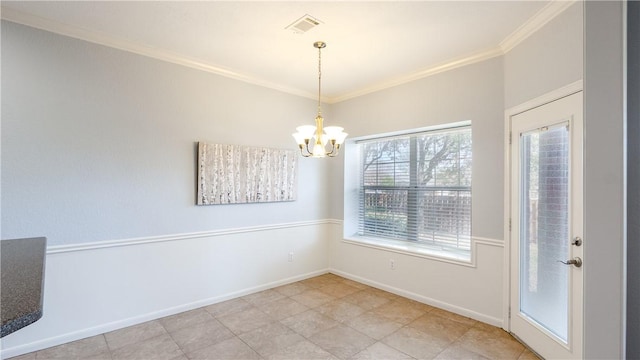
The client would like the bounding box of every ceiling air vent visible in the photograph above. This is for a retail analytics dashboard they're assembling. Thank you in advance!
[285,14,322,34]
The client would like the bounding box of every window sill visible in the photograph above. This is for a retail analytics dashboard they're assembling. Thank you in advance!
[342,235,473,267]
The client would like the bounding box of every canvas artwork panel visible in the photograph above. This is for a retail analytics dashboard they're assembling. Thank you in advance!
[197,142,298,205]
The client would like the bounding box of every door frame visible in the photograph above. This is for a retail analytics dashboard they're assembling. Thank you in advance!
[502,80,583,337]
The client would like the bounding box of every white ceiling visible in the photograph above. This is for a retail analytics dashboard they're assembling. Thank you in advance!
[1,1,572,103]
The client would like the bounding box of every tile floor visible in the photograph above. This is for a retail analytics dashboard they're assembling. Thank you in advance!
[8,274,539,360]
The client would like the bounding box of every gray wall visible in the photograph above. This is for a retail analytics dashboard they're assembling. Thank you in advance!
[627,1,639,358]
[504,2,583,109]
[331,56,504,240]
[2,3,629,356]
[584,2,625,358]
[1,21,332,246]
[505,2,626,356]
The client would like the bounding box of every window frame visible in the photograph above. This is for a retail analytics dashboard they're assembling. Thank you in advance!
[343,121,473,264]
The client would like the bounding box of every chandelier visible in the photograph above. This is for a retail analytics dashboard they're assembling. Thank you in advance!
[292,41,348,157]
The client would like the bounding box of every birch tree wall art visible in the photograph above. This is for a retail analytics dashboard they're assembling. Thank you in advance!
[197,142,298,205]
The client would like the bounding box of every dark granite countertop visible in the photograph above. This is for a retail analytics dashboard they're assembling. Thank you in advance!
[1,237,47,338]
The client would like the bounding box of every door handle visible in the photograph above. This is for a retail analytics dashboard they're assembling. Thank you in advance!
[558,257,582,268]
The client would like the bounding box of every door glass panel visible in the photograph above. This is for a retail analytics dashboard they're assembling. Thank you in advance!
[519,124,570,343]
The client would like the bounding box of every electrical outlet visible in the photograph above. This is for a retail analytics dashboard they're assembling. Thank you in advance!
[390,259,395,270]
[288,252,294,262]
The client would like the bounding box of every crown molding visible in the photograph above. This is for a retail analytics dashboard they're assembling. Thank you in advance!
[500,0,578,53]
[327,47,504,104]
[2,2,577,104]
[330,0,577,103]
[0,7,318,102]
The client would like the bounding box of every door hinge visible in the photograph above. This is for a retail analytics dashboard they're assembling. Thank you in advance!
[508,307,511,318]
[509,218,512,231]
[509,132,512,145]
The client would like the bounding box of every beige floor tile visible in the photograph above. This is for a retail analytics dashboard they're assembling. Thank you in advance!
[337,278,370,290]
[7,353,36,360]
[111,333,183,360]
[393,297,436,313]
[346,311,404,340]
[382,326,451,359]
[258,297,309,320]
[266,339,337,360]
[37,351,112,360]
[366,288,402,301]
[35,335,110,359]
[19,275,537,360]
[299,276,340,289]
[242,289,286,305]
[434,344,490,359]
[407,312,472,343]
[84,352,112,359]
[316,299,367,323]
[471,321,511,336]
[518,348,542,360]
[350,342,415,360]
[319,273,343,281]
[317,283,361,298]
[280,310,340,338]
[429,308,476,326]
[291,289,337,308]
[274,282,312,297]
[456,327,525,360]
[185,337,261,360]
[168,355,189,360]
[239,322,305,357]
[204,297,253,318]
[217,305,275,334]
[158,308,213,334]
[372,301,427,325]
[169,318,234,353]
[308,324,376,359]
[54,352,111,360]
[342,290,391,311]
[104,320,167,351]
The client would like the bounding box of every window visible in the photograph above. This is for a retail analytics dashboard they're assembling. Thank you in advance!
[356,125,472,257]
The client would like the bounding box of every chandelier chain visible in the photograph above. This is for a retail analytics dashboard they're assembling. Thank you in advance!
[317,45,322,116]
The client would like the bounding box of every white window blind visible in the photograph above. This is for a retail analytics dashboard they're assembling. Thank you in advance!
[357,126,472,252]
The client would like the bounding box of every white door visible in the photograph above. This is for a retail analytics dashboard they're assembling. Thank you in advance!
[509,91,583,359]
